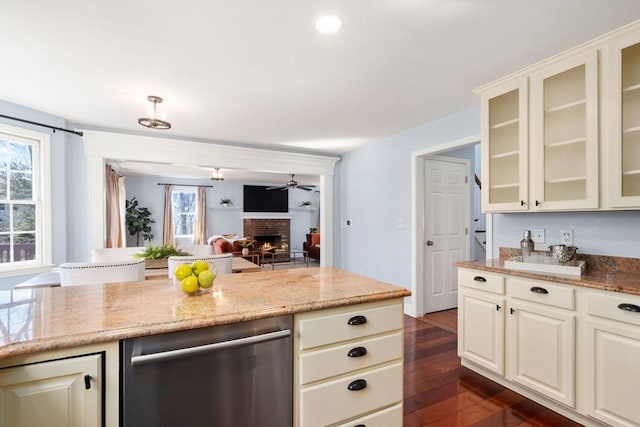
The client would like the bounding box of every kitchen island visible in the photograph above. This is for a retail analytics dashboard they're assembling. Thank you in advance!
[0,267,410,427]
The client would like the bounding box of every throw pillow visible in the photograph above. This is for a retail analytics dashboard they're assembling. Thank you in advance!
[311,233,320,246]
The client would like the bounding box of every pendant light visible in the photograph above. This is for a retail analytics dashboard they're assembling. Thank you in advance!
[138,96,171,130]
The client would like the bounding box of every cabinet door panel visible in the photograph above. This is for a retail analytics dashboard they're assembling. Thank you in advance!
[586,320,640,427]
[458,291,505,374]
[508,302,575,407]
[607,26,640,208]
[481,78,529,212]
[530,51,598,210]
[0,354,102,427]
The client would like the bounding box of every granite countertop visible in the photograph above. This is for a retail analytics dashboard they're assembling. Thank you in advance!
[0,267,411,359]
[455,250,640,296]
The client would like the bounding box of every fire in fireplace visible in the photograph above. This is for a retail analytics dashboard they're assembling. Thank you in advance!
[254,234,282,250]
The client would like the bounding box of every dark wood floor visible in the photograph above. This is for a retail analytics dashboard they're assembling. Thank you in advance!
[403,310,583,427]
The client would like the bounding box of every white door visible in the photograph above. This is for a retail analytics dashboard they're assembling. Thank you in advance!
[424,157,469,313]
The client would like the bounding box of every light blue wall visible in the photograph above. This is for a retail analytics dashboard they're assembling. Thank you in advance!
[493,211,640,258]
[333,106,481,291]
[124,175,320,250]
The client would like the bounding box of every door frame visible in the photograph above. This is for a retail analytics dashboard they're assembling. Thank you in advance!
[409,133,491,318]
[423,155,470,314]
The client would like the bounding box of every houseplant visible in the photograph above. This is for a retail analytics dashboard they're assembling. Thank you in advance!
[237,240,254,256]
[309,227,317,233]
[126,197,155,246]
[134,244,191,269]
[220,198,232,207]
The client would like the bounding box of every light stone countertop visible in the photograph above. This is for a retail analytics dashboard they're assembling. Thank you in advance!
[0,267,411,359]
[455,258,640,296]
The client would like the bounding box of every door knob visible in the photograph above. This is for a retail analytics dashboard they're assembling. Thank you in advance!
[426,241,434,246]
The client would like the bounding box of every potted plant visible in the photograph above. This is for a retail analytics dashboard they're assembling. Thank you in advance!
[309,227,318,233]
[134,244,190,269]
[126,197,155,246]
[220,198,232,207]
[237,240,254,256]
[300,201,312,208]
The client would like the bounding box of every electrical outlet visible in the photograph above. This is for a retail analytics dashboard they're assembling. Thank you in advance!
[532,229,545,243]
[561,229,573,245]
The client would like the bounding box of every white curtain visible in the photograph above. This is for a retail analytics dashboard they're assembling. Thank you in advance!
[163,185,174,245]
[105,165,126,248]
[194,186,207,244]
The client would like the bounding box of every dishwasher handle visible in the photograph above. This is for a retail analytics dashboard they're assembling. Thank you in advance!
[131,329,291,367]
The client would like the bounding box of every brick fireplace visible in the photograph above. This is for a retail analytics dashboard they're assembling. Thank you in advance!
[243,218,290,250]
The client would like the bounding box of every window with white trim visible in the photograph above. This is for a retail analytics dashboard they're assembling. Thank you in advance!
[0,125,51,275]
[171,188,197,242]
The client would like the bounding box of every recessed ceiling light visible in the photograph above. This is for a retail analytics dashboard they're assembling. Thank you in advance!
[314,15,343,33]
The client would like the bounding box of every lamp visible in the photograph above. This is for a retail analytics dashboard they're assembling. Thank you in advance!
[138,96,171,130]
[211,168,224,181]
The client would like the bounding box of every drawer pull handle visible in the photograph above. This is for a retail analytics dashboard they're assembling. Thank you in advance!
[348,315,367,326]
[618,303,640,313]
[347,379,367,391]
[84,374,91,390]
[530,286,549,294]
[354,425,366,427]
[473,276,487,282]
[348,346,368,358]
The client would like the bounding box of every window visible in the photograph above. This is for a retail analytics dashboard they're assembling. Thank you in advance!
[0,124,51,275]
[171,189,197,240]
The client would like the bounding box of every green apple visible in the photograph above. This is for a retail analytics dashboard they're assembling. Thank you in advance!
[197,269,215,288]
[191,260,209,276]
[181,276,199,294]
[175,264,193,281]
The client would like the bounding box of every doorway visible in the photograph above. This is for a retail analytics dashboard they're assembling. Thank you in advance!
[410,134,485,318]
[423,156,469,313]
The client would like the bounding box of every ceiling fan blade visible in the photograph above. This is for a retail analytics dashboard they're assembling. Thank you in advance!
[297,186,313,191]
[281,187,289,191]
[266,186,285,190]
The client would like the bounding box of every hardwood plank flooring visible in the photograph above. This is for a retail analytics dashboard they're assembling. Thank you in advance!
[403,311,582,427]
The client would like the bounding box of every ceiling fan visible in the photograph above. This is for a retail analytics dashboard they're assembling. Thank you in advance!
[266,174,316,191]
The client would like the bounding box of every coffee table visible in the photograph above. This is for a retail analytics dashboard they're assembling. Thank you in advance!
[262,249,309,270]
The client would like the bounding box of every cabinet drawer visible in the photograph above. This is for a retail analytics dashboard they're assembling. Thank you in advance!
[299,333,402,385]
[508,278,574,310]
[297,302,403,350]
[588,292,640,327]
[299,363,402,427]
[335,403,402,427]
[459,269,505,294]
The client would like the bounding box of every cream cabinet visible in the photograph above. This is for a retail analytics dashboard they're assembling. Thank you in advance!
[480,78,529,211]
[506,278,576,407]
[457,269,505,374]
[478,20,640,212]
[530,51,599,210]
[606,27,640,208]
[585,291,640,427]
[294,299,404,427]
[0,342,119,427]
[459,266,640,426]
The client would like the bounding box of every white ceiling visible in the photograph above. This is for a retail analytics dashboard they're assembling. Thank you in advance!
[1,1,639,180]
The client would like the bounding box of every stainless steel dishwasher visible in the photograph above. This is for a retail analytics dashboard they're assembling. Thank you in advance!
[121,315,292,427]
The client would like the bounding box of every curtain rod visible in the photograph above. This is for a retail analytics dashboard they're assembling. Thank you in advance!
[0,114,84,137]
[157,183,213,188]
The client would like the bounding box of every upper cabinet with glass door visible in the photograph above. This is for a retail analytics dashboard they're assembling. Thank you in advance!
[607,27,640,207]
[480,79,528,212]
[530,51,599,211]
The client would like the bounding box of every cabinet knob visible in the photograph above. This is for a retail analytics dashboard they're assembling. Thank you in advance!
[520,200,525,206]
[347,315,367,326]
[347,346,368,358]
[618,303,640,313]
[510,308,516,315]
[535,200,541,206]
[347,379,367,391]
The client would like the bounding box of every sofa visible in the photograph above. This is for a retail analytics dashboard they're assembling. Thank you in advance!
[209,236,257,255]
[303,233,320,261]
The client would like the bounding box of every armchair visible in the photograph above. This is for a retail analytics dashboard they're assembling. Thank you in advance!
[303,233,320,261]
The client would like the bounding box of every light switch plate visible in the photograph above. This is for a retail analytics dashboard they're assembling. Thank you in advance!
[532,229,545,243]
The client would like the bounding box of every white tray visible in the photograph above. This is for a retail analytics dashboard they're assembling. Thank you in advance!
[504,256,586,277]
